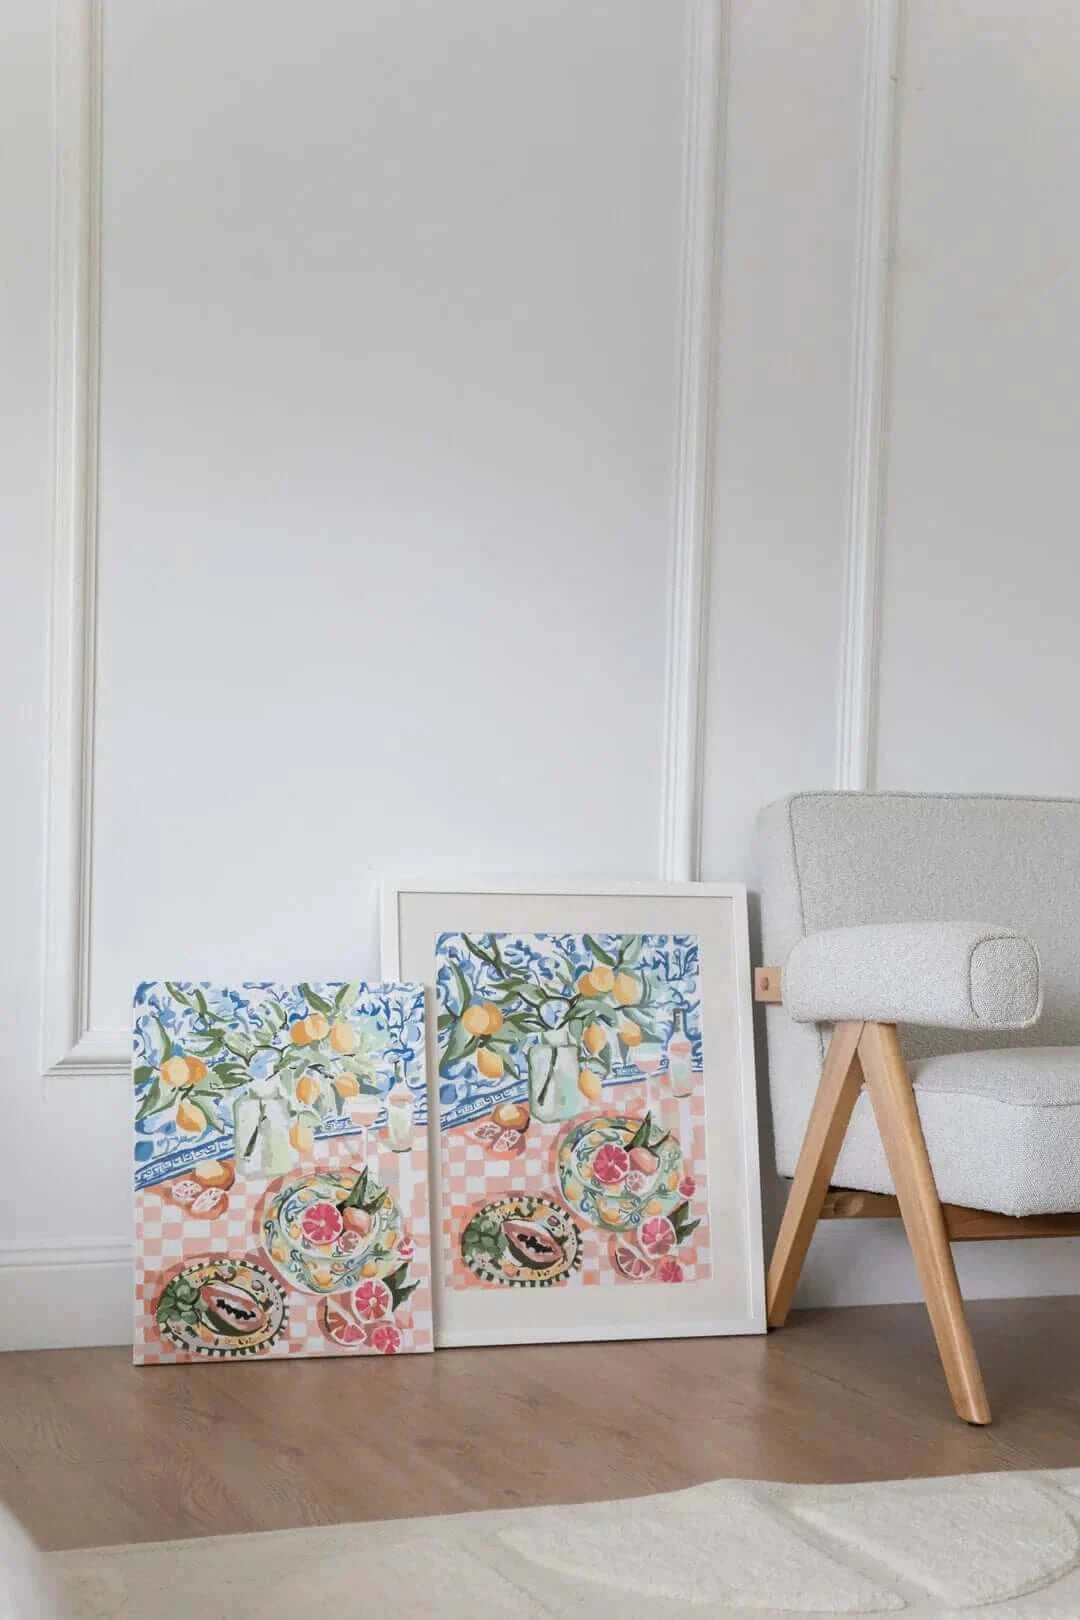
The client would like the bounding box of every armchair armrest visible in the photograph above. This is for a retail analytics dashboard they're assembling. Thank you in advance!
[784,922,1042,1030]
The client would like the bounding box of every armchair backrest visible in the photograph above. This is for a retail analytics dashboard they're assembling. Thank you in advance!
[757,792,1080,1176]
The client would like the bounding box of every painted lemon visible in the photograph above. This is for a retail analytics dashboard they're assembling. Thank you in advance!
[583,1023,607,1056]
[476,1047,504,1080]
[175,1097,206,1133]
[613,972,642,1006]
[295,1074,320,1106]
[462,1004,492,1036]
[578,1069,603,1103]
[329,1021,356,1054]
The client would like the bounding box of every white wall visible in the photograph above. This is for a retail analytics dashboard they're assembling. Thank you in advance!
[3,0,1080,1346]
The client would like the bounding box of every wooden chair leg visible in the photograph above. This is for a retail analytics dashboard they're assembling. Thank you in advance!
[857,1021,991,1426]
[767,1021,865,1327]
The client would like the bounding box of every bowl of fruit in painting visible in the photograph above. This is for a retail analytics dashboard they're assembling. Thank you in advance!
[556,1112,684,1233]
[261,1165,404,1294]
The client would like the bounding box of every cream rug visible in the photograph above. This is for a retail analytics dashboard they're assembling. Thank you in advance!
[48,1469,1080,1619]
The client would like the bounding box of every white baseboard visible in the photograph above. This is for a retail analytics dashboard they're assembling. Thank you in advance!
[799,1222,1080,1309]
[3,1226,1078,1351]
[0,1240,133,1350]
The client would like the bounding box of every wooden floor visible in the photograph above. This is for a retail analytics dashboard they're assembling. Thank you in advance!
[3,1296,1080,1551]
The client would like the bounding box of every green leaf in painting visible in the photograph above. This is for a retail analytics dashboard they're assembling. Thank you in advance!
[299,982,333,1016]
[188,1032,225,1057]
[617,935,643,968]
[154,1016,175,1064]
[133,1065,154,1087]
[135,1079,169,1122]
[514,983,549,1009]
[221,1029,254,1061]
[490,1016,530,1043]
[334,981,359,1015]
[627,1115,649,1151]
[211,1061,250,1089]
[449,960,471,1017]
[583,934,615,967]
[383,1262,420,1310]
[461,935,500,972]
[440,1019,475,1069]
[670,1200,701,1243]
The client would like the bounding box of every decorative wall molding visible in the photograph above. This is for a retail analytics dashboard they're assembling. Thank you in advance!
[836,0,901,792]
[41,0,121,1077]
[658,0,727,881]
[43,0,726,1071]
[0,1236,132,1272]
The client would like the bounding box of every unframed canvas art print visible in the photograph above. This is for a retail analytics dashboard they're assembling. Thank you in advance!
[133,981,432,1363]
[436,933,709,1297]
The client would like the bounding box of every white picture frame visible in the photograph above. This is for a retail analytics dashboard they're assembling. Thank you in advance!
[381,879,765,1347]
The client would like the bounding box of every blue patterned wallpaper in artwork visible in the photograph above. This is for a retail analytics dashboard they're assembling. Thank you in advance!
[434,932,702,1130]
[133,981,425,1189]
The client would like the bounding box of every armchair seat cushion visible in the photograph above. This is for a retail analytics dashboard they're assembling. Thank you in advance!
[832,1045,1080,1217]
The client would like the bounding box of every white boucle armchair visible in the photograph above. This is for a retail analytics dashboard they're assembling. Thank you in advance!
[757,792,1080,1425]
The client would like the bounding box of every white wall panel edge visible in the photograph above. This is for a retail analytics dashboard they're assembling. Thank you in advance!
[658,0,727,882]
[40,0,113,1078]
[835,0,900,792]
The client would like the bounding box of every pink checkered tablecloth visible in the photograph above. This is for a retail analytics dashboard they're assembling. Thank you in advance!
[441,1077,711,1289]
[134,1132,432,1364]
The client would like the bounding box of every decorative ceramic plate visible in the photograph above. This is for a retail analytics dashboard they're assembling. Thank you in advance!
[557,1114,684,1232]
[155,1258,287,1357]
[460,1194,583,1286]
[261,1166,405,1294]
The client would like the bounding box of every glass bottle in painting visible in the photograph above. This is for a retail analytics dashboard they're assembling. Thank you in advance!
[387,1062,415,1152]
[233,1081,297,1178]
[667,1007,694,1098]
[528,1030,580,1123]
[635,1037,663,1117]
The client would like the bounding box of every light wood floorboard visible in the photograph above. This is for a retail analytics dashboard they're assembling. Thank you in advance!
[3,1297,1080,1550]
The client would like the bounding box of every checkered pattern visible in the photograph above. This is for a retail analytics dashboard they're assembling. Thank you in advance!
[442,1077,712,1290]
[135,1133,433,1364]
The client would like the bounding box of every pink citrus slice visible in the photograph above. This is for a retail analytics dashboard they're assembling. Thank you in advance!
[299,1201,344,1247]
[611,1240,655,1280]
[638,1215,676,1257]
[370,1323,402,1355]
[678,1175,697,1198]
[656,1258,684,1283]
[591,1143,630,1187]
[352,1278,393,1321]
[320,1301,367,1347]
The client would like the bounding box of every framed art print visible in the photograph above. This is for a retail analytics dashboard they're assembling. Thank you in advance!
[381,882,764,1347]
[133,980,432,1363]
